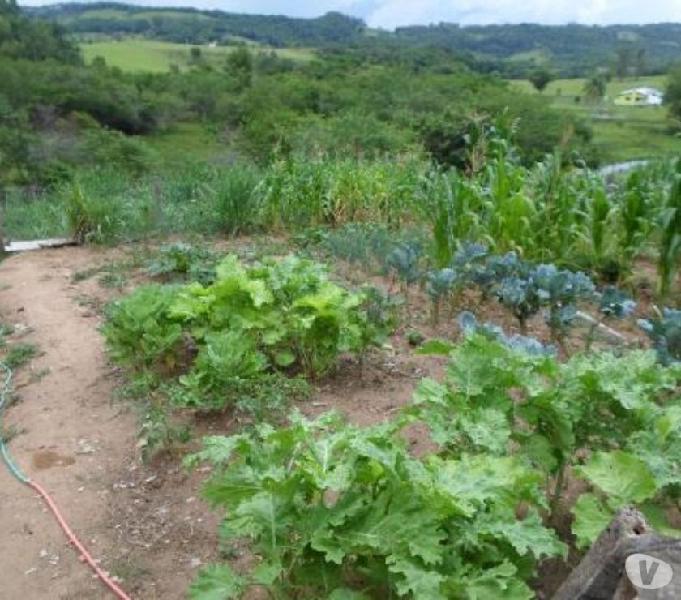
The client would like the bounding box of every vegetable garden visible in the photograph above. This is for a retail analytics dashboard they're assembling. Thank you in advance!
[84,149,681,598]
[2,4,680,596]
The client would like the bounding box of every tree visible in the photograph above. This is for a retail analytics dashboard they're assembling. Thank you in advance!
[224,46,253,91]
[666,64,681,125]
[635,48,646,77]
[583,74,607,104]
[615,45,635,79]
[189,46,202,64]
[0,0,18,16]
[529,67,554,93]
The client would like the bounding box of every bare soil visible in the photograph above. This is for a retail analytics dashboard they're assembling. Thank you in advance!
[0,247,221,599]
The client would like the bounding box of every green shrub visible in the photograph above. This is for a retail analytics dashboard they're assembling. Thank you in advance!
[146,243,217,284]
[104,254,393,413]
[103,284,184,376]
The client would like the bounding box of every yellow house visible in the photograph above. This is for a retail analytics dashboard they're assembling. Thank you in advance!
[614,87,664,107]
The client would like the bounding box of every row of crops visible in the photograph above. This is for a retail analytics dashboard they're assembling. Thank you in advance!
[8,152,680,298]
[100,154,680,599]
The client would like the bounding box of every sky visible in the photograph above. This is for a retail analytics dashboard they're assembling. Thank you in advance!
[18,0,681,28]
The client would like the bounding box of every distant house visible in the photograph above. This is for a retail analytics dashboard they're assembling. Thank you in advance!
[614,87,664,107]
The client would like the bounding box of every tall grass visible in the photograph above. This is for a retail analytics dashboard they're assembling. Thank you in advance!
[2,190,69,240]
[2,155,678,295]
[658,160,681,298]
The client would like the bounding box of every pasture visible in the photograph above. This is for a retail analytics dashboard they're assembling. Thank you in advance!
[80,38,316,72]
[510,75,678,162]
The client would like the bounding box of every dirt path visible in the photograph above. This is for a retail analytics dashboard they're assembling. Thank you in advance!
[0,247,138,598]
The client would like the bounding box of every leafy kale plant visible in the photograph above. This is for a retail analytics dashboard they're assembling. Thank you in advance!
[187,412,565,600]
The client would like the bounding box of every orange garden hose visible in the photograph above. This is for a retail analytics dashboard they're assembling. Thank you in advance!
[1,362,133,600]
[28,480,133,600]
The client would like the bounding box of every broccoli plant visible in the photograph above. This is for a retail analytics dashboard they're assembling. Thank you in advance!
[639,308,681,364]
[599,286,637,318]
[386,242,423,293]
[531,264,595,347]
[425,268,457,325]
[451,242,488,274]
[581,286,637,352]
[424,244,489,324]
[457,311,556,356]
[495,274,541,334]
[469,251,522,300]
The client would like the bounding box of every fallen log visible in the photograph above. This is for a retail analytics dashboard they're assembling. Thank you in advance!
[553,507,681,599]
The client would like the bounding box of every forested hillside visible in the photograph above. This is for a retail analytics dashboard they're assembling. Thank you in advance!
[393,22,681,77]
[2,0,593,189]
[26,2,681,77]
[26,3,366,47]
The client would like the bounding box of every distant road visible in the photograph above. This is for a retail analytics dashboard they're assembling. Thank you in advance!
[599,160,649,177]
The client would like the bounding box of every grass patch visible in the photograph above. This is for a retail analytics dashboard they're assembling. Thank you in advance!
[72,265,105,283]
[80,38,314,73]
[145,123,229,166]
[0,423,23,443]
[1,192,68,241]
[98,270,127,290]
[0,324,15,348]
[4,343,39,369]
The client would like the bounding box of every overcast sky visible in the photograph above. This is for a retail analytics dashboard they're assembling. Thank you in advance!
[19,0,681,28]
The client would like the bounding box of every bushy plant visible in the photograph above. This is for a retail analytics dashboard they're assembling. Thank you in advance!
[65,182,124,244]
[188,329,681,599]
[187,412,565,600]
[639,308,681,365]
[598,285,637,318]
[146,243,217,284]
[212,166,262,235]
[409,334,681,533]
[104,254,394,412]
[103,284,184,376]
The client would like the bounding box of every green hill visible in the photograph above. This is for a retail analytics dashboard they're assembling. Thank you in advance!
[26,3,365,47]
[25,3,681,77]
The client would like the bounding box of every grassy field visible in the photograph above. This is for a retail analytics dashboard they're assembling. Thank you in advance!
[509,75,668,96]
[80,38,316,72]
[144,122,230,166]
[510,76,679,162]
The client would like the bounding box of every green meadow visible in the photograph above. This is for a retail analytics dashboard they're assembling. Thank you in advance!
[80,38,315,72]
[511,76,678,162]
